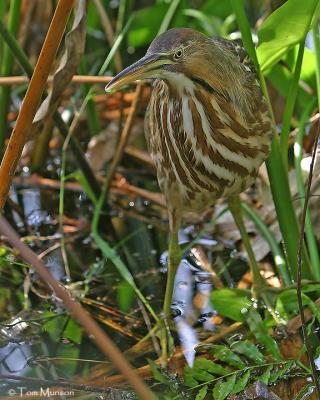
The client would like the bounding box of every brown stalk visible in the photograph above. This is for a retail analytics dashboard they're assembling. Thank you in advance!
[0,214,157,400]
[0,75,113,86]
[0,0,74,210]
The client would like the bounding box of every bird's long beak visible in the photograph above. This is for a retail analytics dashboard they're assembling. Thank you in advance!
[105,53,171,92]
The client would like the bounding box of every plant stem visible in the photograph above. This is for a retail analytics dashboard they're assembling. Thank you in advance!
[294,101,320,280]
[280,41,305,169]
[241,202,291,286]
[0,0,22,153]
[228,196,265,295]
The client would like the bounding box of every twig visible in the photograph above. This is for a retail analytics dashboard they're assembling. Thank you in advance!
[0,214,157,400]
[296,118,320,397]
[0,75,113,85]
[12,174,166,207]
[0,0,74,210]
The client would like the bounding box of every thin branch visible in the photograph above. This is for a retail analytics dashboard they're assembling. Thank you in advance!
[0,75,113,85]
[0,214,157,400]
[296,119,320,398]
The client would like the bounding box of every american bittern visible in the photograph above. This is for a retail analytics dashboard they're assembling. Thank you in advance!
[106,28,272,319]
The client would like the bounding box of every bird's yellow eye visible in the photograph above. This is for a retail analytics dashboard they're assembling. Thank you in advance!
[173,48,184,61]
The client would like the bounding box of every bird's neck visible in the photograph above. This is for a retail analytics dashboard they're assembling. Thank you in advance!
[156,71,196,97]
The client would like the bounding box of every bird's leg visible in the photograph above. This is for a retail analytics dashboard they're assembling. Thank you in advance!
[228,195,266,296]
[163,229,181,318]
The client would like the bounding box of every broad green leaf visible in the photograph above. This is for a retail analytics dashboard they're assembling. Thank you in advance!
[210,345,246,369]
[184,366,199,388]
[212,374,236,400]
[257,365,273,384]
[244,307,281,360]
[231,340,266,364]
[266,46,317,111]
[195,385,208,400]
[257,0,319,71]
[189,367,214,382]
[194,358,230,376]
[269,361,294,383]
[230,370,251,394]
[211,288,251,322]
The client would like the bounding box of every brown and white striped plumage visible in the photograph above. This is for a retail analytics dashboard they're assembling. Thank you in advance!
[106,28,273,231]
[144,29,272,229]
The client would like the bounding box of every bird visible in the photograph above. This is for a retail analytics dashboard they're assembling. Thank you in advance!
[106,28,273,322]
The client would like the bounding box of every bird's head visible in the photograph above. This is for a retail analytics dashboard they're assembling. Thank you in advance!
[105,28,229,93]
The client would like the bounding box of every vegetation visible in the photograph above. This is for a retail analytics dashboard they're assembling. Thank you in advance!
[0,0,319,399]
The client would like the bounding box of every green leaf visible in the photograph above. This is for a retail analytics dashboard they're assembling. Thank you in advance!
[230,370,251,394]
[231,340,266,364]
[266,46,317,112]
[70,171,97,204]
[209,345,246,369]
[148,359,169,385]
[43,314,68,342]
[63,319,83,344]
[244,307,281,361]
[184,366,199,388]
[276,289,320,323]
[117,280,134,313]
[194,358,230,376]
[195,385,208,400]
[212,374,236,400]
[257,0,319,71]
[257,365,273,384]
[269,361,294,383]
[301,283,320,294]
[211,288,251,322]
[189,367,214,382]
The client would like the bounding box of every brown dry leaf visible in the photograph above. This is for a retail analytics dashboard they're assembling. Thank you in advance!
[86,119,144,172]
[30,0,86,137]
